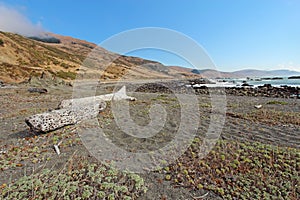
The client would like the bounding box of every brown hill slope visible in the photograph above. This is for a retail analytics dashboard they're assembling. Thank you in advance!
[0,31,197,83]
[168,66,203,78]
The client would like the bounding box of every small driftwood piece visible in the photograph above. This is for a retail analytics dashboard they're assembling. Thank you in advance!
[25,86,135,132]
[53,145,60,155]
[254,104,262,109]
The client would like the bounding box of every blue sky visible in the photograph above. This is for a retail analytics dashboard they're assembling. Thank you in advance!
[1,0,300,72]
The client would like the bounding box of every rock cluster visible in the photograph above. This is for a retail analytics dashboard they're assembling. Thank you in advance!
[134,81,194,94]
[134,81,299,99]
[193,84,299,98]
[188,78,215,85]
[224,84,299,98]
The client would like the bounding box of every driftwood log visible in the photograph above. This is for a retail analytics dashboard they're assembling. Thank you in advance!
[25,86,136,132]
[58,86,136,108]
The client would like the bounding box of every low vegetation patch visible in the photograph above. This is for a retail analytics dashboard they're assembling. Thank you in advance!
[163,139,300,199]
[1,155,147,199]
[0,125,147,199]
[0,38,4,46]
[0,126,80,171]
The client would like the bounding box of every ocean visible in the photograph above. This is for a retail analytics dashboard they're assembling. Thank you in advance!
[244,77,300,87]
[192,77,300,88]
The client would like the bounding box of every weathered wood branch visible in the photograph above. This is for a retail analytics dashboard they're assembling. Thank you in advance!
[58,86,136,108]
[25,86,135,132]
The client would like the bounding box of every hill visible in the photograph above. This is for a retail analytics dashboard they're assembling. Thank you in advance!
[188,68,300,78]
[231,69,300,78]
[0,31,198,83]
[1,31,298,83]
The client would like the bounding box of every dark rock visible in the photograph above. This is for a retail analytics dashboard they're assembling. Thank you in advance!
[262,84,272,88]
[280,85,288,88]
[261,77,272,80]
[241,83,253,87]
[271,77,283,80]
[189,78,214,85]
[288,76,300,79]
[28,88,48,94]
[193,85,208,89]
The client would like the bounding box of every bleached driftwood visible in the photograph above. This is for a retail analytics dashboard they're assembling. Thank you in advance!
[25,101,104,132]
[254,104,262,109]
[25,86,135,132]
[59,86,136,108]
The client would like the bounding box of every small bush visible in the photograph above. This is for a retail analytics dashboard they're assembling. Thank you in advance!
[191,69,201,74]
[61,62,71,69]
[56,70,77,80]
[0,38,4,46]
[80,42,94,49]
[52,59,60,65]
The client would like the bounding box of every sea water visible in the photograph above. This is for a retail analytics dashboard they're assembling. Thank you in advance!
[191,77,300,88]
[234,77,300,87]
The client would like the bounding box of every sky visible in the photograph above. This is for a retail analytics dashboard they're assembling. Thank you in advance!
[0,0,300,72]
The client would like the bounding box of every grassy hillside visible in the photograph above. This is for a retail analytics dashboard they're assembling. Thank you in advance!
[0,31,198,83]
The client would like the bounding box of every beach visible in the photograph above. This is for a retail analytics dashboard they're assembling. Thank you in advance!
[0,81,299,199]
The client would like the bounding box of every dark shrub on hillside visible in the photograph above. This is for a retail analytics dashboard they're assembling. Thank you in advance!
[191,69,201,74]
[0,39,4,46]
[80,42,94,49]
[28,36,61,44]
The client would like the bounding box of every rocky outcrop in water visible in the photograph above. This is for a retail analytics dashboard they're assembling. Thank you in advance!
[288,76,300,79]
